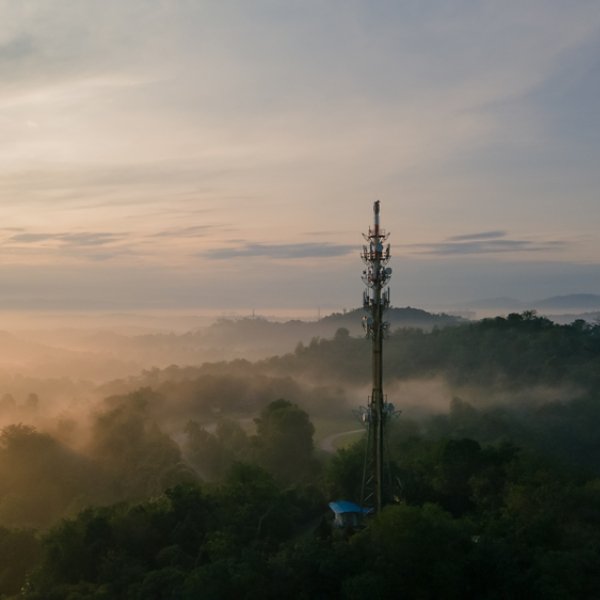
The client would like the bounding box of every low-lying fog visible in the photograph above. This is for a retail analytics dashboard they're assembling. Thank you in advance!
[0,307,583,442]
[1,306,598,530]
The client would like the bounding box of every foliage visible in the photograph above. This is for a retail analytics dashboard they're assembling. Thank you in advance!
[4,313,600,596]
[0,424,102,529]
[18,437,600,599]
[23,465,324,599]
[253,399,319,484]
[88,389,197,501]
[184,418,250,481]
[0,527,41,598]
[325,438,365,502]
[265,313,600,389]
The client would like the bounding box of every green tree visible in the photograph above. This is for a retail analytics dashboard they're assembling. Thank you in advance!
[326,439,365,502]
[0,424,101,528]
[253,399,317,483]
[350,503,472,598]
[0,527,41,597]
[88,389,195,501]
[184,418,250,481]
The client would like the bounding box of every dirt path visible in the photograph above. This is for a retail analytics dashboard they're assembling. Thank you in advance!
[319,429,364,453]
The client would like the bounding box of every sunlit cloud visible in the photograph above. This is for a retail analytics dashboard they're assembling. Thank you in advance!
[151,226,212,239]
[9,232,124,246]
[407,232,570,256]
[202,242,356,260]
[447,231,508,242]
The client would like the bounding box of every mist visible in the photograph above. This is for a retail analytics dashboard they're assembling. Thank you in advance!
[1,303,600,600]
[1,308,598,532]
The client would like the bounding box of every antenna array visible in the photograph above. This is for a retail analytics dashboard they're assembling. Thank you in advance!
[359,200,395,513]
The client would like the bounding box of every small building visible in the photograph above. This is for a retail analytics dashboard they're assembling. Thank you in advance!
[328,500,370,528]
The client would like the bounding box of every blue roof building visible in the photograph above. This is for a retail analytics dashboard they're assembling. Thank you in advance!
[328,500,371,528]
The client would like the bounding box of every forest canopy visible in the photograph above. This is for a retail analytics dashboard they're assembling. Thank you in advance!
[1,313,600,598]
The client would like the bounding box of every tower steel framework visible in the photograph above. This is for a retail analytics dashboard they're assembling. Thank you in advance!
[360,201,393,513]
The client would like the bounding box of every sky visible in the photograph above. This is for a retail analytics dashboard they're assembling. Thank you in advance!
[1,0,600,313]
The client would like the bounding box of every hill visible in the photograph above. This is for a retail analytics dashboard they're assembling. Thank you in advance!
[533,293,600,310]
[320,306,464,333]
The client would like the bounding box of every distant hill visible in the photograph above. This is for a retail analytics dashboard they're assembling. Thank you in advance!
[320,306,464,334]
[0,307,466,381]
[533,294,600,310]
[464,294,600,313]
[464,297,524,310]
[192,306,465,358]
[537,311,600,325]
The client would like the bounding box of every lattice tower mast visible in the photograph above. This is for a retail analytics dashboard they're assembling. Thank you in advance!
[361,200,392,513]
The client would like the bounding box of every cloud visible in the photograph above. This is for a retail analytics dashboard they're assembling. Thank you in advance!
[9,233,59,243]
[62,233,126,246]
[0,1,598,310]
[0,35,36,63]
[304,230,346,237]
[447,230,507,242]
[407,232,569,256]
[151,225,212,238]
[9,232,124,246]
[201,242,356,260]
[0,162,220,196]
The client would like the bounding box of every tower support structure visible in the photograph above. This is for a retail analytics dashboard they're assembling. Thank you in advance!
[360,201,392,513]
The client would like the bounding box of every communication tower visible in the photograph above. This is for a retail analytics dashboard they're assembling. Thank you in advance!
[360,200,395,513]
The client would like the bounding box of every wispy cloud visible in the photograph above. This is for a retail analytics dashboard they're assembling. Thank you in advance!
[9,232,124,246]
[304,230,348,237]
[0,34,36,63]
[447,230,507,242]
[151,225,212,238]
[0,230,137,263]
[407,232,569,256]
[201,242,355,260]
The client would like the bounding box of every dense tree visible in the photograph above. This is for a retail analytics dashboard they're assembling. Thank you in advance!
[0,527,41,597]
[325,439,365,503]
[262,313,600,390]
[10,430,600,599]
[184,418,250,481]
[348,503,472,598]
[4,313,600,596]
[88,389,196,501]
[0,424,101,528]
[253,399,318,484]
[23,464,323,599]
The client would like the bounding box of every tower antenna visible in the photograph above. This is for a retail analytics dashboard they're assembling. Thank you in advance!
[360,200,393,513]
